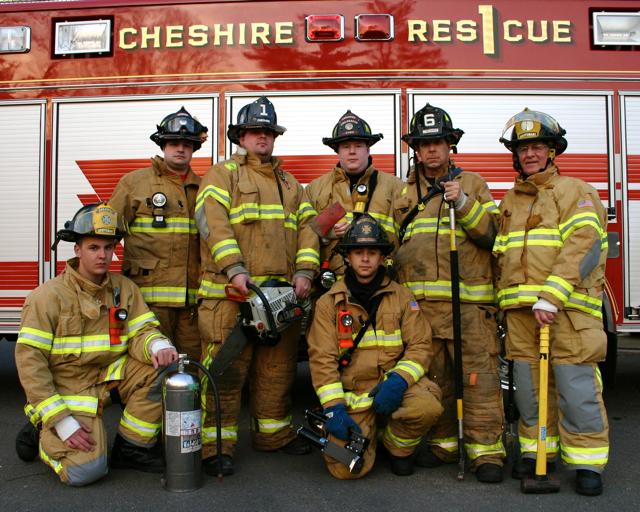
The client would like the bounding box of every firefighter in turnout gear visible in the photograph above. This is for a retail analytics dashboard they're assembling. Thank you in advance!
[494,109,609,496]
[305,110,403,281]
[15,203,178,486]
[393,103,505,483]
[109,106,208,363]
[307,214,443,479]
[195,96,320,476]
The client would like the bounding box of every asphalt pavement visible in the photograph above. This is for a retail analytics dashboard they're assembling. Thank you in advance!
[1,337,639,512]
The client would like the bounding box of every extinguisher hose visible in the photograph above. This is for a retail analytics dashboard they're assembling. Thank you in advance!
[186,359,224,479]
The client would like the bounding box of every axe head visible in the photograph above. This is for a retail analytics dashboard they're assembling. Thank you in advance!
[310,202,347,237]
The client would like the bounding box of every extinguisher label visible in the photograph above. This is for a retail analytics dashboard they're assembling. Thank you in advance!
[165,409,202,453]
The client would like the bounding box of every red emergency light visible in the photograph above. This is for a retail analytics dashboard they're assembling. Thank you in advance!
[305,15,344,42]
[355,14,394,41]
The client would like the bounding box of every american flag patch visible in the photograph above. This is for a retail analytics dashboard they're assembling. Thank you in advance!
[577,199,593,208]
[410,301,420,311]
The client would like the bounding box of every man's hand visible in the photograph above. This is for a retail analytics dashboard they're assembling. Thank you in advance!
[230,273,252,296]
[534,308,556,327]
[293,275,312,299]
[333,220,350,238]
[442,180,463,203]
[64,420,96,452]
[152,347,178,369]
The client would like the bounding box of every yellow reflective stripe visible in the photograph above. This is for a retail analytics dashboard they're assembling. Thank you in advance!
[519,435,560,454]
[17,327,53,351]
[483,201,500,215]
[211,238,241,264]
[561,445,609,465]
[119,409,160,439]
[559,211,605,241]
[458,199,484,229]
[128,311,160,337]
[465,440,506,460]
[298,201,317,221]
[143,332,165,361]
[196,184,231,211]
[24,403,39,426]
[369,211,398,235]
[51,334,126,354]
[285,213,297,231]
[229,203,286,224]
[202,425,238,443]
[358,328,403,348]
[104,354,127,382]
[317,382,344,405]
[140,286,191,304]
[35,394,69,424]
[542,275,574,304]
[391,360,425,382]
[595,366,603,391]
[383,425,421,448]
[493,228,563,253]
[567,292,603,318]
[39,444,64,475]
[428,436,458,453]
[61,395,99,415]
[405,280,495,302]
[252,415,292,434]
[224,162,237,171]
[198,279,227,299]
[130,217,197,234]
[344,391,374,411]
[497,286,602,317]
[296,247,320,265]
[404,217,466,240]
[252,275,289,285]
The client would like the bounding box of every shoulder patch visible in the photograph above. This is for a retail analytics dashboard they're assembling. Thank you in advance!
[224,162,237,171]
[577,199,593,208]
[409,300,420,311]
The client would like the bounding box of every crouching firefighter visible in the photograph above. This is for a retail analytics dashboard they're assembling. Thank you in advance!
[306,214,443,479]
[14,203,178,486]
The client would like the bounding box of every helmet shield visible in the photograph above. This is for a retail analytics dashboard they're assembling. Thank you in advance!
[336,214,393,256]
[54,203,127,247]
[499,108,567,155]
[150,106,209,151]
[402,103,464,150]
[227,96,287,145]
[322,110,383,151]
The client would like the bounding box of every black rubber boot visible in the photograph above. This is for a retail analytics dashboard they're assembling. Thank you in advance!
[15,422,40,462]
[576,469,603,496]
[475,463,504,483]
[280,436,312,455]
[414,448,445,468]
[110,434,164,473]
[511,458,556,480]
[389,455,415,476]
[203,454,234,476]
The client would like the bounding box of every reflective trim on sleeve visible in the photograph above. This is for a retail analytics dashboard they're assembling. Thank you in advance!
[128,312,160,337]
[391,360,425,382]
[129,217,197,234]
[196,184,231,212]
[298,201,317,221]
[61,395,99,416]
[457,199,488,230]
[369,211,399,236]
[541,275,574,305]
[211,238,242,264]
[559,211,605,241]
[198,280,227,299]
[296,248,320,266]
[17,327,53,351]
[316,382,345,406]
[344,391,374,411]
[24,403,39,426]
[35,394,69,424]
[483,201,500,215]
[103,354,127,382]
[139,286,191,304]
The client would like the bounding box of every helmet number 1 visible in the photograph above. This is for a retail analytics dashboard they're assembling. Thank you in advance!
[260,103,268,116]
[423,113,436,127]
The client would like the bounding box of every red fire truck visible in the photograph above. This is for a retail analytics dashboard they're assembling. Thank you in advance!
[0,0,638,379]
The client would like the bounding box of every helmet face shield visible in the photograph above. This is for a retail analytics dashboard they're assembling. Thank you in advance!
[499,108,567,155]
[150,106,208,151]
[53,203,127,249]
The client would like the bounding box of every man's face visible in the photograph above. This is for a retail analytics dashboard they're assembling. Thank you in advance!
[239,128,275,162]
[337,140,370,175]
[415,139,451,176]
[74,237,115,284]
[346,247,384,282]
[163,140,194,173]
[516,141,551,176]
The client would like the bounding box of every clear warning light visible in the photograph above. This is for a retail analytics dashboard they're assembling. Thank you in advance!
[355,14,394,41]
[305,15,344,42]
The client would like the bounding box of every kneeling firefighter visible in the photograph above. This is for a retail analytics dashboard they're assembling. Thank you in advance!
[306,214,443,479]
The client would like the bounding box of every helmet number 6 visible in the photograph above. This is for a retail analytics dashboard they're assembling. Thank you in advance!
[423,113,436,127]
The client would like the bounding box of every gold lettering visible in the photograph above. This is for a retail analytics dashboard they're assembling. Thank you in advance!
[503,20,523,42]
[432,20,451,42]
[188,25,208,47]
[140,26,161,49]
[456,20,477,42]
[407,20,429,42]
[527,20,548,43]
[275,22,293,44]
[238,23,246,45]
[165,25,183,48]
[251,23,270,44]
[478,5,496,55]
[553,20,572,42]
[119,28,137,49]
[214,23,234,46]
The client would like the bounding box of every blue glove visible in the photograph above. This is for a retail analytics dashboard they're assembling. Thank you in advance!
[323,404,361,441]
[369,372,408,416]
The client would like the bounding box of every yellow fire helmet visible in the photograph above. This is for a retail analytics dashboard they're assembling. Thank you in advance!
[499,107,568,155]
[52,202,127,249]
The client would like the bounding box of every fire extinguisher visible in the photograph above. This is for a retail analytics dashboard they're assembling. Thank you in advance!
[161,354,223,492]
